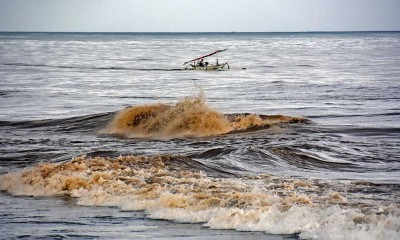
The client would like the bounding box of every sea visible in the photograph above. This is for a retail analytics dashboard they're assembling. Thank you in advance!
[0,32,399,239]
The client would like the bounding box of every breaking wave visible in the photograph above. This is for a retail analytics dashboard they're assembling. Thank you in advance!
[1,155,399,239]
[102,94,307,139]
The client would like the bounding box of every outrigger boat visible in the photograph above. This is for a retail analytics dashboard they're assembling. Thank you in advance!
[184,49,230,71]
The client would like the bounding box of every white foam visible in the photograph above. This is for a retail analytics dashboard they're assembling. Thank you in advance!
[1,156,399,239]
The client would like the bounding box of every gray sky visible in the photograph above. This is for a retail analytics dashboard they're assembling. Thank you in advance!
[0,0,399,32]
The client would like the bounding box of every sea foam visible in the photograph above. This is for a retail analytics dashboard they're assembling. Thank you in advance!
[1,155,398,239]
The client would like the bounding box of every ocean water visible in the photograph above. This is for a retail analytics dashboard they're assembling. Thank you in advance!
[0,32,399,239]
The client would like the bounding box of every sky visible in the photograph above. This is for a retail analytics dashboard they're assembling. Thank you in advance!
[0,0,399,32]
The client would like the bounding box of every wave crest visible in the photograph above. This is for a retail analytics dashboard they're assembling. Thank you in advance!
[102,95,307,138]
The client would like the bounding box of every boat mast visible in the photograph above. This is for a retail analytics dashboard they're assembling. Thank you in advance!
[183,49,227,65]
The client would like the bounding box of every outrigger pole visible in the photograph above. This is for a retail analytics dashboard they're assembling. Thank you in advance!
[183,49,227,65]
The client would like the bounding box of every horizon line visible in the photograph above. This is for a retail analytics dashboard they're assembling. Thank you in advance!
[0,30,399,34]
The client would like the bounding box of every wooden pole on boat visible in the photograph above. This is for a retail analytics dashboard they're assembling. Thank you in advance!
[183,49,227,65]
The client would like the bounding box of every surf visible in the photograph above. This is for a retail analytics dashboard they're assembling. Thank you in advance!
[1,155,398,239]
[101,94,308,139]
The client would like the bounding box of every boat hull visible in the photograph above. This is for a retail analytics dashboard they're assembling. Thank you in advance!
[185,63,229,71]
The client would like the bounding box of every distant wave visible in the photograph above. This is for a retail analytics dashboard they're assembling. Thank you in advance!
[295,64,315,67]
[2,63,184,71]
[191,143,361,174]
[320,125,400,137]
[0,112,114,133]
[0,93,308,137]
[0,90,20,97]
[308,111,400,119]
[266,146,357,170]
[2,99,398,141]
[0,111,308,138]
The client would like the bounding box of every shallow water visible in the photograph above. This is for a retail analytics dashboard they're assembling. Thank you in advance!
[0,32,399,239]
